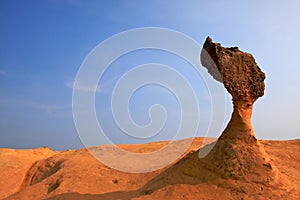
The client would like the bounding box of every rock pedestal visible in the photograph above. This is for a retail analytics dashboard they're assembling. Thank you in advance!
[142,37,293,198]
[197,37,278,183]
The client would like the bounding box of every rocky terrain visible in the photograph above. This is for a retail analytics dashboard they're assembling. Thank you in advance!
[0,138,299,200]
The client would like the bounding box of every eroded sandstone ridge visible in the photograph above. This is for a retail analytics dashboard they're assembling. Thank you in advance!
[196,37,278,182]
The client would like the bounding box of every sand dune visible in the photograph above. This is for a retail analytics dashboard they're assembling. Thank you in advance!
[0,147,55,199]
[0,137,299,200]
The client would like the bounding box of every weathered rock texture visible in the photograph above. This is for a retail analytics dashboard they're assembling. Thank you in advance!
[195,37,278,183]
[201,37,265,102]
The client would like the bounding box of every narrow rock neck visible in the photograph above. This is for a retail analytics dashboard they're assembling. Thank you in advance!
[232,100,253,126]
[220,100,257,142]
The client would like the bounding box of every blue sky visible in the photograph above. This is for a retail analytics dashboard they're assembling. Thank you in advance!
[0,0,299,150]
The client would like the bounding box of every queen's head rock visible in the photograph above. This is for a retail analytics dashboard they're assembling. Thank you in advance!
[200,36,266,143]
[182,37,282,185]
[117,37,296,199]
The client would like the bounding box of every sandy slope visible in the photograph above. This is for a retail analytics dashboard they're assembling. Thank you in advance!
[0,147,55,199]
[0,138,299,200]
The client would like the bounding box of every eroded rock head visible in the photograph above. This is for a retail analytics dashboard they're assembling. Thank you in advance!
[201,36,265,102]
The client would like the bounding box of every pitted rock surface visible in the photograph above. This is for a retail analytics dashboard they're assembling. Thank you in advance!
[201,36,265,103]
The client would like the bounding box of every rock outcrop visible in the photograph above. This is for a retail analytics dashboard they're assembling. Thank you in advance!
[140,37,295,199]
[196,37,278,183]
[127,37,296,199]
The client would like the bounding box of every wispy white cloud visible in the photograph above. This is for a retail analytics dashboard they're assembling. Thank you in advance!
[66,74,121,94]
[28,102,70,116]
[0,97,71,118]
[65,81,102,93]
[0,70,7,76]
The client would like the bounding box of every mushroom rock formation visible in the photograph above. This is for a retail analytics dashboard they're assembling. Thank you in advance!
[201,36,265,143]
[185,37,280,183]
[139,37,295,198]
